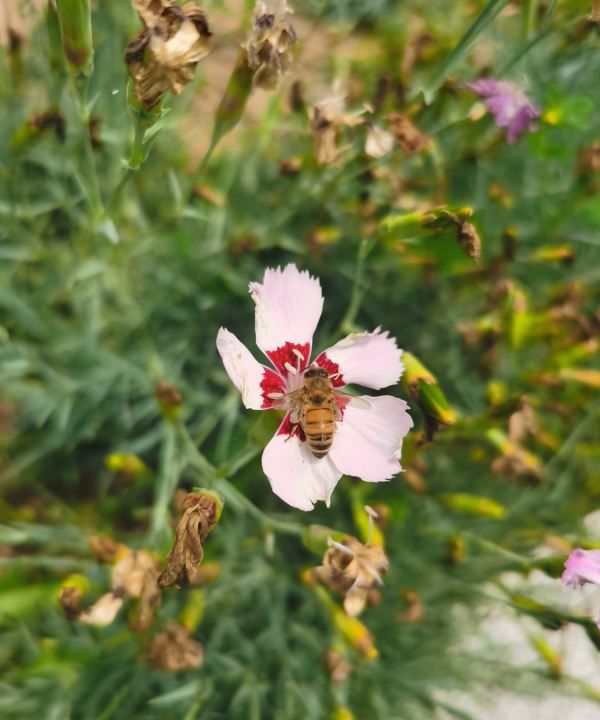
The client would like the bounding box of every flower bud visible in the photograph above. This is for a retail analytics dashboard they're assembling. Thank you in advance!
[331,607,378,660]
[402,352,456,441]
[154,379,183,420]
[105,453,148,479]
[45,2,66,75]
[302,524,346,554]
[55,0,94,75]
[331,708,356,720]
[439,492,505,519]
[208,51,254,157]
[531,635,562,678]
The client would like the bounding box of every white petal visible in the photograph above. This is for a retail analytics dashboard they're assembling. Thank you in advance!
[262,431,342,511]
[329,395,413,483]
[365,125,394,158]
[249,264,324,356]
[217,328,284,410]
[317,329,404,390]
[79,592,124,626]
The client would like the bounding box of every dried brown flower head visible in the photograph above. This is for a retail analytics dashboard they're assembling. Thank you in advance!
[126,0,212,110]
[61,547,160,630]
[146,621,203,671]
[315,519,389,617]
[243,0,297,89]
[386,113,431,155]
[158,491,223,588]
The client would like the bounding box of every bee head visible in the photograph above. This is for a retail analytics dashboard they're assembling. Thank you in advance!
[304,366,328,379]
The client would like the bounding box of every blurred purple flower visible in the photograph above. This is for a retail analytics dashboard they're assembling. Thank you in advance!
[561,547,600,587]
[469,79,541,144]
[561,547,600,629]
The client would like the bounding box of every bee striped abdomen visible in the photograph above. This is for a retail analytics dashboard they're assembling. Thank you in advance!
[302,403,335,459]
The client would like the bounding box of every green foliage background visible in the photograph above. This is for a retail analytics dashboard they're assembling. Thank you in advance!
[1,0,599,718]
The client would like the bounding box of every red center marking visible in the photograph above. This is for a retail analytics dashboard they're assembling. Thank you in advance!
[260,367,286,409]
[266,341,311,378]
[314,352,345,388]
[277,412,306,441]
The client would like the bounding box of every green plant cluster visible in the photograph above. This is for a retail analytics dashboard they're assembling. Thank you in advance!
[0,1,599,718]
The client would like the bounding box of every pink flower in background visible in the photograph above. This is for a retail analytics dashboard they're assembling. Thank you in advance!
[469,78,540,144]
[561,548,600,587]
[561,547,600,629]
[216,264,412,511]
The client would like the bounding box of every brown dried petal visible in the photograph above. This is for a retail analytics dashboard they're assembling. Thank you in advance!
[507,397,537,443]
[110,549,161,631]
[158,492,218,588]
[112,550,159,597]
[146,621,203,671]
[79,591,125,626]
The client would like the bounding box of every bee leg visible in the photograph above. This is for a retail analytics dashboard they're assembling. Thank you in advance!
[333,402,342,421]
[284,422,301,442]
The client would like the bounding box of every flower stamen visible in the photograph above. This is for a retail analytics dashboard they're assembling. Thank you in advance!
[267,392,285,399]
[327,537,355,556]
[364,505,378,547]
[284,361,298,376]
[292,347,305,373]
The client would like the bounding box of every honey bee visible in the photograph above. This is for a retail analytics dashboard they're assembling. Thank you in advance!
[270,365,369,459]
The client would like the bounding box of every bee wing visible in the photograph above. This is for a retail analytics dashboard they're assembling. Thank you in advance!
[335,391,371,410]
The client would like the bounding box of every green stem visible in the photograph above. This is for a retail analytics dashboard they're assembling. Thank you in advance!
[129,122,147,170]
[523,0,539,40]
[462,531,532,569]
[71,76,104,224]
[148,421,179,548]
[178,423,303,537]
[339,237,372,334]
